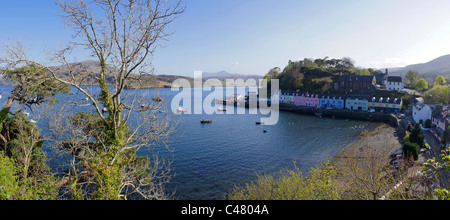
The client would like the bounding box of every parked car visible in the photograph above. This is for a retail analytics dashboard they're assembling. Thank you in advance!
[396,114,405,119]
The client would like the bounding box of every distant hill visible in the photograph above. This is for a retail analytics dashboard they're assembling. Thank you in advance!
[1,60,275,88]
[202,71,264,81]
[388,55,450,80]
[39,60,262,88]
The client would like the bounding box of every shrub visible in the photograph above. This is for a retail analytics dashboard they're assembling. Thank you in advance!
[403,135,410,144]
[410,124,425,147]
[229,161,339,200]
[403,142,419,161]
[424,119,432,129]
[0,151,19,200]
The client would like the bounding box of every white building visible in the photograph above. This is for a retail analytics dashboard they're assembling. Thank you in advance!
[412,101,433,124]
[226,94,244,103]
[386,76,404,92]
[271,90,280,104]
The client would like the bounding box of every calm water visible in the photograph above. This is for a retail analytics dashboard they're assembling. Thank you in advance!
[0,85,381,200]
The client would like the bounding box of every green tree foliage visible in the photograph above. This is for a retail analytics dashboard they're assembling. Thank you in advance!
[415,78,429,91]
[354,68,371,76]
[405,70,419,88]
[4,65,70,106]
[0,65,67,200]
[425,146,450,200]
[0,65,70,135]
[409,123,425,148]
[264,67,281,81]
[0,151,19,200]
[434,75,447,86]
[229,161,340,200]
[423,85,450,105]
[4,113,47,179]
[424,119,432,128]
[274,57,355,93]
[403,142,419,161]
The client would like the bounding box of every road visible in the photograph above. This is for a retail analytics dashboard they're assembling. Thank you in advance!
[424,130,449,189]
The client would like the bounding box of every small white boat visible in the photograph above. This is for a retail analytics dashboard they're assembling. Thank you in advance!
[177,107,188,113]
[218,107,227,111]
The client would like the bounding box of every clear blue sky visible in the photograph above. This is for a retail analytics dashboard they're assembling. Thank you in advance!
[2,0,450,76]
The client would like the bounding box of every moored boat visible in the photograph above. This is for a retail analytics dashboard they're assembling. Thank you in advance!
[201,119,212,124]
[152,96,163,102]
[177,107,188,112]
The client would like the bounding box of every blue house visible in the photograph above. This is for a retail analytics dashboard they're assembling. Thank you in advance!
[319,94,346,109]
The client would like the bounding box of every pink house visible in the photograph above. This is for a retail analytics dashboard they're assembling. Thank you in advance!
[294,92,320,108]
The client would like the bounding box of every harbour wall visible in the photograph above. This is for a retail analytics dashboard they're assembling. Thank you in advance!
[278,104,399,128]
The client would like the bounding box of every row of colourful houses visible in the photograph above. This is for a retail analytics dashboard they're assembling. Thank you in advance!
[275,91,403,113]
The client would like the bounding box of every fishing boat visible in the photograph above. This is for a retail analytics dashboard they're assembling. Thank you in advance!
[256,121,264,125]
[200,119,212,124]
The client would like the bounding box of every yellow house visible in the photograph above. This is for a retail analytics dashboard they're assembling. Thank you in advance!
[369,97,402,113]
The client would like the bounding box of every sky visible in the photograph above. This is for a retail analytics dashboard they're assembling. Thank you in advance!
[2,0,450,77]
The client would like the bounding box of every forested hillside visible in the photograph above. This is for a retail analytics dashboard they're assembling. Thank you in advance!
[265,57,382,94]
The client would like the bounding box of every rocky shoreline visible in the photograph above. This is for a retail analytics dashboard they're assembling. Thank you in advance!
[333,123,403,163]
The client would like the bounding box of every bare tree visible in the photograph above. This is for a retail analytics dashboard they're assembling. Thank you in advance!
[1,0,185,200]
[335,127,434,200]
[335,129,399,200]
[52,0,184,200]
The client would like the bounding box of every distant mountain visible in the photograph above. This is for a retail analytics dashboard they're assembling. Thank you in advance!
[388,55,450,80]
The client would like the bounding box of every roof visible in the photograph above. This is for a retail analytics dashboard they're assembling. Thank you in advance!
[387,76,402,83]
[281,90,296,96]
[346,94,371,101]
[320,94,346,100]
[371,97,402,104]
[432,105,450,118]
[339,75,375,83]
[374,73,387,83]
[414,102,430,111]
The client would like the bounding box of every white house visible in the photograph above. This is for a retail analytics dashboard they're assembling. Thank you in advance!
[271,90,280,104]
[412,101,433,124]
[386,76,404,92]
